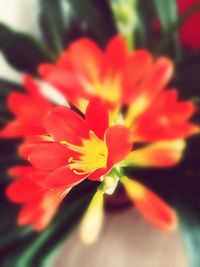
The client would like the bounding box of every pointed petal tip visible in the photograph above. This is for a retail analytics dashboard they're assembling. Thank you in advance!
[122,177,178,231]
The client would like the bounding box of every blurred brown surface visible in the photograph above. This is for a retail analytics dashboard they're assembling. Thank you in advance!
[54,209,188,267]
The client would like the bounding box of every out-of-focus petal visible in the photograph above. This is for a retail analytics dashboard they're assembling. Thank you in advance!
[105,125,132,164]
[122,50,153,104]
[28,143,71,171]
[6,178,43,203]
[125,58,173,125]
[44,166,87,189]
[18,135,54,159]
[132,90,199,141]
[124,139,186,167]
[79,190,104,245]
[103,35,127,73]
[85,98,109,139]
[44,106,89,145]
[122,177,177,231]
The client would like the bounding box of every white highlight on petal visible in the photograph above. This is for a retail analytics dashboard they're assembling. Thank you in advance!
[79,190,104,245]
[37,80,69,107]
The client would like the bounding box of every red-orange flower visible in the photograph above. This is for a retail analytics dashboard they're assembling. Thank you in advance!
[6,99,132,230]
[0,75,53,138]
[3,36,199,235]
[39,36,168,112]
[6,166,69,231]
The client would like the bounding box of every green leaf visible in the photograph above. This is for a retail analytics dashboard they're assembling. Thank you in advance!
[109,0,137,49]
[154,0,178,32]
[135,0,157,49]
[0,23,56,74]
[155,3,200,57]
[178,207,200,267]
[153,0,180,59]
[39,0,66,53]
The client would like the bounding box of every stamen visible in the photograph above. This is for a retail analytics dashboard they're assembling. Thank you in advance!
[60,132,108,175]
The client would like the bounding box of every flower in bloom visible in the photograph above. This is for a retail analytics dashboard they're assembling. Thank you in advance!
[6,166,70,231]
[38,36,165,112]
[26,99,132,189]
[6,98,132,231]
[3,36,199,239]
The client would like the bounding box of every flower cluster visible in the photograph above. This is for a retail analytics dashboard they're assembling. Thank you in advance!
[1,36,199,243]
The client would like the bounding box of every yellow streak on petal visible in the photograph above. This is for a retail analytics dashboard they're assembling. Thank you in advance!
[124,95,148,128]
[79,190,104,245]
[124,139,186,167]
[121,176,145,200]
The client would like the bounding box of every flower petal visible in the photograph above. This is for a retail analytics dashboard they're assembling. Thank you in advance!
[124,139,186,167]
[132,90,199,141]
[105,125,132,164]
[44,166,88,189]
[122,177,177,231]
[85,98,109,139]
[6,178,43,203]
[122,50,153,104]
[124,57,173,125]
[44,106,89,144]
[103,35,127,73]
[19,135,54,159]
[79,190,104,245]
[28,143,71,171]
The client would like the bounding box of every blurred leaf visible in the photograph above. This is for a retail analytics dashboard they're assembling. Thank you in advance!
[66,0,116,46]
[39,0,66,53]
[109,0,137,49]
[176,204,200,267]
[153,0,178,32]
[153,0,180,59]
[135,0,156,49]
[0,23,56,74]
[155,3,200,57]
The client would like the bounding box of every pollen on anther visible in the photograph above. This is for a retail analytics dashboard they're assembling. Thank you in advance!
[68,156,73,163]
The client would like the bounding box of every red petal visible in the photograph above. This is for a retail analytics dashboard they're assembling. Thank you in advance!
[8,166,35,178]
[66,38,103,80]
[139,57,173,98]
[122,177,177,231]
[106,125,132,164]
[125,140,185,167]
[18,135,53,159]
[7,92,34,116]
[44,166,88,189]
[23,74,41,97]
[44,107,89,145]
[122,50,153,103]
[28,142,72,171]
[103,35,127,73]
[6,178,42,203]
[0,120,46,138]
[85,98,109,139]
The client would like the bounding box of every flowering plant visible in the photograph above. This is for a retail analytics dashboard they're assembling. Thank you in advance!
[0,0,200,266]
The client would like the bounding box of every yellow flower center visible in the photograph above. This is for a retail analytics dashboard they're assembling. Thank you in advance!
[61,131,108,175]
[82,74,121,103]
